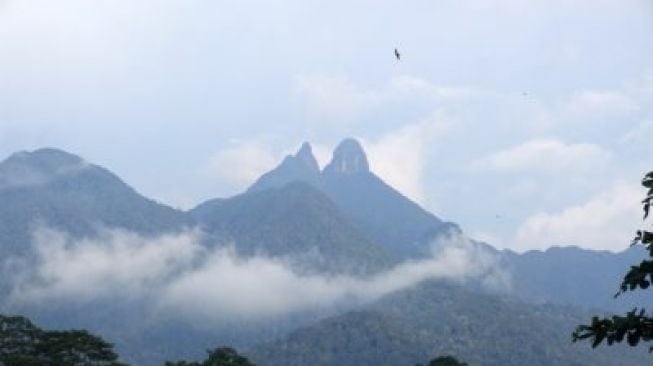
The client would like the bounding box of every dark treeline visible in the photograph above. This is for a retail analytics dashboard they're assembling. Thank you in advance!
[0,314,466,366]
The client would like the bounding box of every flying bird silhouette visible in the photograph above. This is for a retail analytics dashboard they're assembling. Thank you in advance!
[394,48,401,61]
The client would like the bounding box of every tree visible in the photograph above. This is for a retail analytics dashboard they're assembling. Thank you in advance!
[427,355,468,366]
[164,347,254,366]
[414,355,468,366]
[0,314,126,366]
[573,171,653,348]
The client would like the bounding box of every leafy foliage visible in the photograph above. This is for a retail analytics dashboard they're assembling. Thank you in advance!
[426,355,468,366]
[164,347,254,366]
[573,171,653,349]
[0,314,125,366]
[250,282,649,366]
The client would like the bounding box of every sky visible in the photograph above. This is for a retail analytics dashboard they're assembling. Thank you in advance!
[0,0,652,252]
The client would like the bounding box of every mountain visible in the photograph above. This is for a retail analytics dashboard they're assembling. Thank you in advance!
[0,148,198,365]
[503,245,653,312]
[248,281,650,366]
[1,145,650,365]
[0,148,189,257]
[321,139,460,258]
[248,139,459,258]
[245,139,651,312]
[192,181,395,274]
[248,142,322,193]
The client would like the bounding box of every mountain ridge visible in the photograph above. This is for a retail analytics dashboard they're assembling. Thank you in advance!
[248,281,651,366]
[0,145,645,312]
[0,148,190,257]
[191,181,396,274]
[0,144,649,365]
[248,139,460,258]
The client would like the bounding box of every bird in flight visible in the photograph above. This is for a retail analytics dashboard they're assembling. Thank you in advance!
[394,48,401,61]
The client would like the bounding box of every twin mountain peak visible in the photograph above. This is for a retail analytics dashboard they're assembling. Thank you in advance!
[0,138,452,260]
[248,138,370,193]
[1,138,370,190]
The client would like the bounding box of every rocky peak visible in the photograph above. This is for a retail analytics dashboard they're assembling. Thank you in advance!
[246,142,321,193]
[323,138,369,175]
[294,142,320,172]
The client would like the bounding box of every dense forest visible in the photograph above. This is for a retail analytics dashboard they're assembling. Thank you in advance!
[0,314,469,366]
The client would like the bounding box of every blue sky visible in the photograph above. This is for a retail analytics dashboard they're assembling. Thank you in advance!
[1,0,652,252]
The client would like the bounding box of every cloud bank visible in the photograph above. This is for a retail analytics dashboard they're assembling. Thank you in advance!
[473,139,611,174]
[364,120,449,206]
[4,227,509,323]
[204,141,280,195]
[514,184,642,251]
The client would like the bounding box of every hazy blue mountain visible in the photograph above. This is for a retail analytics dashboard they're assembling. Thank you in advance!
[248,142,322,194]
[503,245,653,312]
[248,139,459,258]
[321,139,460,258]
[246,139,650,312]
[0,148,189,257]
[192,181,395,274]
[248,281,650,366]
[2,146,651,365]
[0,148,198,365]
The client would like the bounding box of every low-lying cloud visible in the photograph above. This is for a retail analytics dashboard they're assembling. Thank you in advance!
[514,184,641,251]
[6,228,203,304]
[4,227,510,323]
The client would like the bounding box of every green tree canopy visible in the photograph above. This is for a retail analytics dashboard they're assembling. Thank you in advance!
[573,171,653,348]
[165,347,254,366]
[0,314,125,366]
[414,355,468,366]
[427,355,468,366]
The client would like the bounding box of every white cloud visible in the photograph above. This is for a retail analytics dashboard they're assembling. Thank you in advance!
[514,184,642,252]
[5,227,508,323]
[363,119,449,205]
[470,231,504,247]
[474,139,610,174]
[204,141,279,191]
[293,74,479,129]
[160,232,509,321]
[564,90,639,118]
[7,228,203,304]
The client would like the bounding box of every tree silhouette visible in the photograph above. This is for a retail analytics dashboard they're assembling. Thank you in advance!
[0,315,125,366]
[415,355,468,366]
[164,347,254,366]
[427,355,468,366]
[573,171,653,348]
